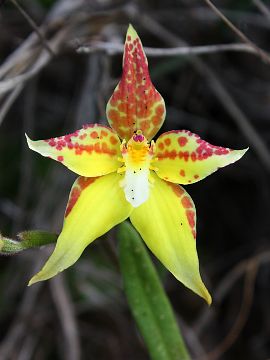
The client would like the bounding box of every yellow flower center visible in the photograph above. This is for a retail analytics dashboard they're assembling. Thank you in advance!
[118,130,156,207]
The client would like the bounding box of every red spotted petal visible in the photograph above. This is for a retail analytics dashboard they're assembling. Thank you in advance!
[26,124,121,177]
[154,130,248,184]
[106,25,166,141]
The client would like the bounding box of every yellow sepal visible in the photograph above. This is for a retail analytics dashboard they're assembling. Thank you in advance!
[29,173,132,285]
[130,172,211,304]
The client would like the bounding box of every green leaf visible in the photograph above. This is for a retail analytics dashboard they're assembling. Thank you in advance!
[0,230,58,255]
[118,221,190,360]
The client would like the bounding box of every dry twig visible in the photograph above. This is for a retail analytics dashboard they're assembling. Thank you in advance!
[77,41,256,56]
[50,275,81,360]
[9,0,55,56]
[253,0,270,21]
[202,0,270,65]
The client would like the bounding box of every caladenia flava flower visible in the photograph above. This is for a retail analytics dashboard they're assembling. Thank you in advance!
[26,25,247,304]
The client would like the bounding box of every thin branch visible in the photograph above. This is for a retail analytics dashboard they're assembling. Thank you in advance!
[202,0,270,65]
[196,256,261,360]
[0,85,23,126]
[253,0,270,21]
[50,275,81,360]
[194,250,270,334]
[9,0,55,57]
[0,28,67,96]
[77,41,256,57]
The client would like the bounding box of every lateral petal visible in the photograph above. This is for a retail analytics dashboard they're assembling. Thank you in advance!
[106,24,166,141]
[28,173,132,284]
[154,130,248,184]
[130,173,211,304]
[26,124,121,177]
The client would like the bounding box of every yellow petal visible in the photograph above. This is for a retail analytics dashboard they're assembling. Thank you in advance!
[154,130,248,184]
[106,24,166,141]
[130,172,211,304]
[29,173,132,284]
[26,124,121,177]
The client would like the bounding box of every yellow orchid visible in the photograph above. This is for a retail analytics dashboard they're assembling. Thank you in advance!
[26,25,247,304]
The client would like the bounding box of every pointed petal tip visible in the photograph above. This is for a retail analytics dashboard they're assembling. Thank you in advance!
[28,269,57,286]
[234,147,249,161]
[202,286,212,306]
[25,133,35,151]
[226,147,248,167]
[28,276,38,286]
[192,279,212,305]
[126,24,139,41]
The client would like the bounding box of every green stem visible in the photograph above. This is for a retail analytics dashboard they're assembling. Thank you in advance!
[0,230,58,255]
[118,221,190,360]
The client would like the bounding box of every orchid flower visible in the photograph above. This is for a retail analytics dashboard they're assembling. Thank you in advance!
[26,25,247,304]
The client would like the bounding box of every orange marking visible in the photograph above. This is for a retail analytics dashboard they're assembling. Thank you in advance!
[151,115,161,126]
[178,137,188,147]
[110,136,118,145]
[186,210,195,228]
[90,131,98,139]
[168,182,184,198]
[65,177,96,217]
[79,133,87,140]
[179,169,185,177]
[155,104,165,116]
[181,196,193,209]
[101,130,108,137]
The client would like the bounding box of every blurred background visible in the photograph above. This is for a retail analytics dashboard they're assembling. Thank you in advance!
[0,0,270,359]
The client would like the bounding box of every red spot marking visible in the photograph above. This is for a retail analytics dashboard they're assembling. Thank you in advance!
[110,136,118,145]
[48,139,56,147]
[179,169,185,177]
[157,149,177,160]
[65,177,96,217]
[77,177,95,190]
[94,143,101,153]
[140,120,150,131]
[186,210,195,228]
[101,142,109,153]
[79,133,87,140]
[90,131,98,139]
[101,130,108,137]
[178,137,188,147]
[194,174,199,179]
[181,196,193,209]
[178,151,189,161]
[57,156,64,162]
[214,148,230,155]
[118,102,127,112]
[127,35,131,41]
[167,183,184,198]
[152,115,161,126]
[155,104,164,116]
[191,152,197,162]
[164,138,171,146]
[65,187,80,218]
